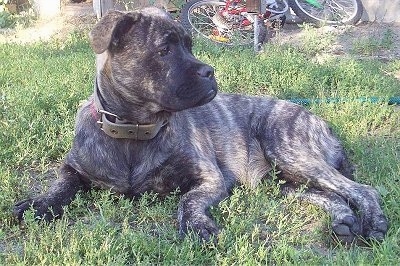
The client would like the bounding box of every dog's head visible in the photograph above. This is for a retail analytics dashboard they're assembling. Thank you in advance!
[89,7,218,114]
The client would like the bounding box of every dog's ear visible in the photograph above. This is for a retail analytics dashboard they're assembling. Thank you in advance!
[89,10,141,54]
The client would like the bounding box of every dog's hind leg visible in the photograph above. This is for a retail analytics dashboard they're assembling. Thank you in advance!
[257,102,388,241]
[13,163,90,222]
[276,158,388,242]
[281,183,361,244]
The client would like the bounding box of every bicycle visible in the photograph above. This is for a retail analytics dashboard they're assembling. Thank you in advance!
[180,0,363,49]
[289,0,362,26]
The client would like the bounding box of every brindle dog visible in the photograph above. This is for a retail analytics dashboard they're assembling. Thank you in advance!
[14,7,388,244]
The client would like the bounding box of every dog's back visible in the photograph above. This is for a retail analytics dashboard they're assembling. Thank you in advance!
[178,93,348,188]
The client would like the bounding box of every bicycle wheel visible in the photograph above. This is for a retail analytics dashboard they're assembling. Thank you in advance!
[289,0,363,25]
[180,0,267,46]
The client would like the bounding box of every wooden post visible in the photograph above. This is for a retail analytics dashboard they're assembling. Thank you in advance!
[93,0,117,18]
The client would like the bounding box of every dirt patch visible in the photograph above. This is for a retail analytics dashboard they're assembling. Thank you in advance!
[0,2,96,44]
[276,21,400,61]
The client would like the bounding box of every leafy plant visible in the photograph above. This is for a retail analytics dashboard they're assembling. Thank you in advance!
[0,0,36,29]
[0,0,14,28]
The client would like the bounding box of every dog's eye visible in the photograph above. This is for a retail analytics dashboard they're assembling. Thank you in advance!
[158,46,170,57]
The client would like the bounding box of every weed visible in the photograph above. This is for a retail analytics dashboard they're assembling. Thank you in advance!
[351,29,395,55]
[297,24,336,56]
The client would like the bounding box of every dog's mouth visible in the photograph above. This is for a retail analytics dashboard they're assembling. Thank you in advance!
[195,88,217,107]
[161,86,217,112]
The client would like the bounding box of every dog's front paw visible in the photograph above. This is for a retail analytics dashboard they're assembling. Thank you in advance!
[13,197,63,222]
[179,213,219,242]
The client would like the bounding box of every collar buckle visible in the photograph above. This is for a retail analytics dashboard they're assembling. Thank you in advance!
[93,79,168,140]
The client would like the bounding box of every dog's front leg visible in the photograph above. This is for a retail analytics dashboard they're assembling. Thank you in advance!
[177,167,229,241]
[14,163,90,222]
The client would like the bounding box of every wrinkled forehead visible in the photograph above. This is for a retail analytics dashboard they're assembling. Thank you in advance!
[140,9,191,46]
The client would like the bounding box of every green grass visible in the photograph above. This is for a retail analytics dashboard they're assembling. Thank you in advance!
[351,29,395,56]
[1,30,400,264]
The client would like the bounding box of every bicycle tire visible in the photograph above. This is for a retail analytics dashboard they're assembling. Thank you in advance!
[180,0,267,46]
[288,0,363,25]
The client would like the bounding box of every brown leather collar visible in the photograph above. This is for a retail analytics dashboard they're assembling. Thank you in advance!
[93,80,168,140]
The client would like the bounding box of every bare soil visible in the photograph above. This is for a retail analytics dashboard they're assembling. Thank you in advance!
[278,21,400,61]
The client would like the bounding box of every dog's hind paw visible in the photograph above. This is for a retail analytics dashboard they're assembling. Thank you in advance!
[364,214,388,242]
[332,214,361,244]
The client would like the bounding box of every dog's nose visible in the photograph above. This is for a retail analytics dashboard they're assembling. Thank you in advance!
[197,65,214,79]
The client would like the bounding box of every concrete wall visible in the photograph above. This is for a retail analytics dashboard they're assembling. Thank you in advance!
[361,0,400,23]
